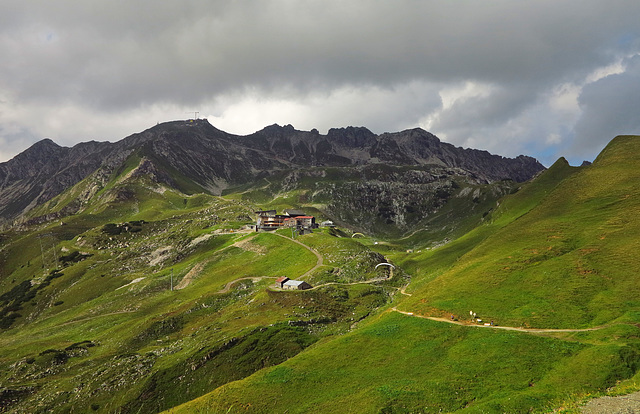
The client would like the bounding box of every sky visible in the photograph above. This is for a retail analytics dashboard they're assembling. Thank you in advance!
[1,1,640,166]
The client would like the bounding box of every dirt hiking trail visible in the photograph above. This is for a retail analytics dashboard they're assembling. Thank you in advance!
[391,308,607,334]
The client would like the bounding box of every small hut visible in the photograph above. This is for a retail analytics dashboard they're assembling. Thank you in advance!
[275,276,290,288]
[282,280,312,290]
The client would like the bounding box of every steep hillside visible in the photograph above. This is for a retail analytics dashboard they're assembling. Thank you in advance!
[400,135,640,329]
[170,311,632,414]
[167,136,640,414]
[232,163,520,239]
[0,160,401,413]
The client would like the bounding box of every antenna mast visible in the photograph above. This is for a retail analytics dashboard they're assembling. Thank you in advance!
[185,111,199,120]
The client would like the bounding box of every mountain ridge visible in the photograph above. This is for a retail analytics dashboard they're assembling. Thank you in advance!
[0,119,545,226]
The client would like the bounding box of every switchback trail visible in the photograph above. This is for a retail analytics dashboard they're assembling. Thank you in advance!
[306,267,394,291]
[214,234,397,292]
[391,308,608,333]
[305,277,388,291]
[176,233,322,293]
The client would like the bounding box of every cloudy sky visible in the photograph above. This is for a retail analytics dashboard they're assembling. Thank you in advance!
[1,1,640,166]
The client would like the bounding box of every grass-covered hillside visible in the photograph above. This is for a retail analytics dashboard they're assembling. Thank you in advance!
[166,136,640,414]
[1,136,640,413]
[400,136,640,329]
[0,156,399,413]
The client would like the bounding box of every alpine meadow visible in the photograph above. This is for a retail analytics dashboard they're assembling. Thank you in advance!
[0,120,639,414]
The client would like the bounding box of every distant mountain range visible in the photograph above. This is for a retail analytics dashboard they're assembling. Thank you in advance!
[0,119,545,231]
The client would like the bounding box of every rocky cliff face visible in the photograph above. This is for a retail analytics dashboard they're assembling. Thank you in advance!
[0,119,545,226]
[0,139,114,220]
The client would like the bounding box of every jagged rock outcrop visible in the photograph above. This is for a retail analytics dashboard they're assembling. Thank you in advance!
[0,119,545,224]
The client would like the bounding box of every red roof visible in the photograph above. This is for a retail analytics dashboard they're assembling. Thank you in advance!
[275,276,289,283]
[296,216,314,219]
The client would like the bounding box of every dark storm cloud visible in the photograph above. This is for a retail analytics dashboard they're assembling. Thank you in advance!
[1,1,640,162]
[2,1,634,107]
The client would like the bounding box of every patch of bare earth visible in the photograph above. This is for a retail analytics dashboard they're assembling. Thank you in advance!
[174,235,262,290]
[175,263,205,290]
[581,391,640,414]
[149,246,173,266]
[232,235,266,255]
[188,233,213,248]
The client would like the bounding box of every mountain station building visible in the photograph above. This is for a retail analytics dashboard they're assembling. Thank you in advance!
[255,209,316,232]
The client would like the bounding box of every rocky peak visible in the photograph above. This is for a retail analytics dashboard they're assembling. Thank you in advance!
[0,139,66,184]
[10,138,64,163]
[258,123,296,137]
[326,126,377,148]
[0,120,547,223]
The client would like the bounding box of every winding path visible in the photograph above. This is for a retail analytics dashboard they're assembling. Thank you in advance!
[212,233,397,292]
[399,282,412,296]
[305,277,388,291]
[216,276,273,294]
[275,233,323,279]
[178,232,394,294]
[304,266,394,291]
[171,233,321,293]
[166,234,607,337]
[391,308,607,333]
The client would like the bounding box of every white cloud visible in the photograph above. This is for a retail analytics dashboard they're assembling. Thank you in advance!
[548,83,580,117]
[208,82,442,136]
[585,59,626,84]
[571,54,640,160]
[439,82,494,111]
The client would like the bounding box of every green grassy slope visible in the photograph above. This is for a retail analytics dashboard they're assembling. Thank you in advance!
[0,159,395,413]
[167,136,640,414]
[393,156,580,294]
[401,136,640,329]
[168,312,639,414]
